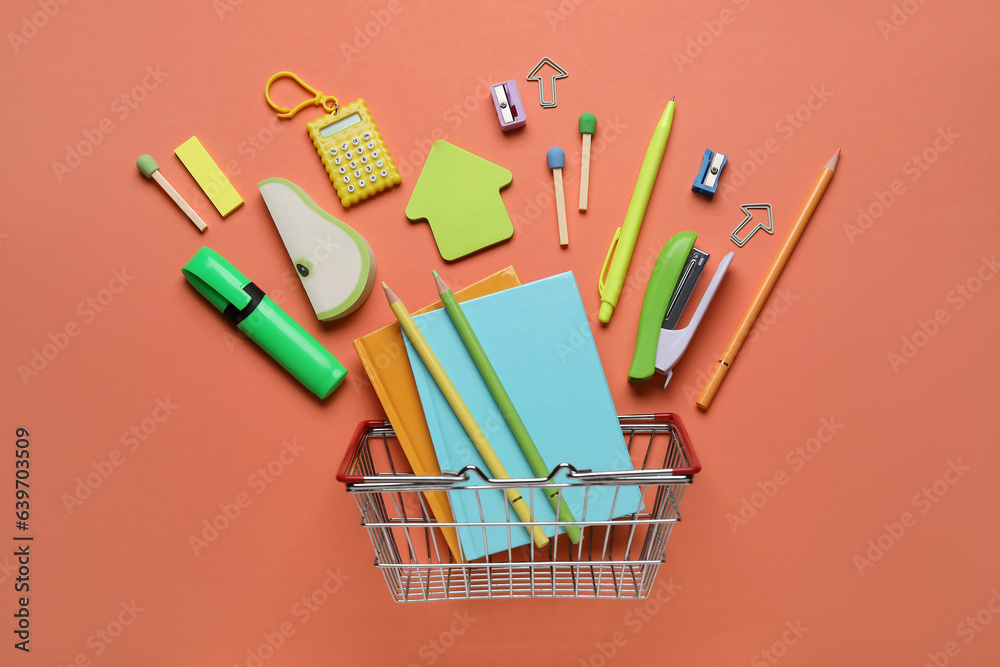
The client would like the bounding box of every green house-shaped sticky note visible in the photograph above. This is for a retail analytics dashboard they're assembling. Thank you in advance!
[405,141,513,261]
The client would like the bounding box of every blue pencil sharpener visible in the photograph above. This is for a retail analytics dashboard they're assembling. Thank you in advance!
[692,149,727,198]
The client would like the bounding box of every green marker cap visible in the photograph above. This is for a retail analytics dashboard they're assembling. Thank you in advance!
[137,154,159,178]
[578,112,597,135]
[181,246,251,313]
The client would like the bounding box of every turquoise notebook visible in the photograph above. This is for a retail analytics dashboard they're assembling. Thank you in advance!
[402,272,641,561]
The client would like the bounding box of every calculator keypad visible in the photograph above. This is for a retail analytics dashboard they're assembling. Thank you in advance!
[335,139,394,199]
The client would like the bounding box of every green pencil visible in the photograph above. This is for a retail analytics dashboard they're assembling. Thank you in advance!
[433,271,582,543]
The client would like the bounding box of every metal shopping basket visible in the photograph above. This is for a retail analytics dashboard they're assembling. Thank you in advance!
[337,413,700,601]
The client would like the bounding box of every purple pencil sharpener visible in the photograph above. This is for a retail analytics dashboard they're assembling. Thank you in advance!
[490,80,526,131]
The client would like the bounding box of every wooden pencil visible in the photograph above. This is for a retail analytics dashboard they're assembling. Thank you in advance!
[434,271,582,543]
[697,150,841,409]
[382,282,549,549]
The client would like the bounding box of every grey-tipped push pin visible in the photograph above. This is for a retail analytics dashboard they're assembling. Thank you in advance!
[578,113,596,211]
[546,147,568,247]
[137,154,207,232]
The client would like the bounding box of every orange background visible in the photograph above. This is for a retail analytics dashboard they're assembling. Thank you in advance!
[3,0,999,664]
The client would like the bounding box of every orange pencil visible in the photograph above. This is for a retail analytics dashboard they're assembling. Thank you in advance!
[697,150,840,409]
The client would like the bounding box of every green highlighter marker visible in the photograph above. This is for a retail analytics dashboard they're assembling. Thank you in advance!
[182,246,347,398]
[433,270,582,543]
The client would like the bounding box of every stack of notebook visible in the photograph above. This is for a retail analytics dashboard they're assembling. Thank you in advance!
[354,268,639,562]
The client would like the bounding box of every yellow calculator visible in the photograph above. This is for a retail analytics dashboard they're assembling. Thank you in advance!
[307,100,401,208]
[265,72,401,208]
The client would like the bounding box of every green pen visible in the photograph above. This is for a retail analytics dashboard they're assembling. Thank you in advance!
[433,271,582,544]
[599,97,675,324]
[182,246,347,399]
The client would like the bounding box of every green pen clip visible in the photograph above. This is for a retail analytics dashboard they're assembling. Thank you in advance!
[628,231,698,382]
[598,227,622,296]
[182,246,347,399]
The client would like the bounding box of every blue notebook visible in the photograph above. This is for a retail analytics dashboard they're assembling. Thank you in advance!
[402,272,641,561]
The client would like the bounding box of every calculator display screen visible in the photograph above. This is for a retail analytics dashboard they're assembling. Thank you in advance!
[320,113,363,138]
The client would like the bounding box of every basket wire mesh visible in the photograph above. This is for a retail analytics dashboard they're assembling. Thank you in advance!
[338,414,699,602]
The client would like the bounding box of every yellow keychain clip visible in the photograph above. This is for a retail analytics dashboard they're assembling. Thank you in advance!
[264,71,401,208]
[265,71,338,118]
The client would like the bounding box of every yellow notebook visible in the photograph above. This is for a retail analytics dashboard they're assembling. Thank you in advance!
[352,266,521,563]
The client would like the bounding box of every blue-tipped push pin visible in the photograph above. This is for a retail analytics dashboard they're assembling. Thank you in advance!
[547,147,568,246]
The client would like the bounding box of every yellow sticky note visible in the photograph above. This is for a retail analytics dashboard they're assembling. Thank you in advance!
[174,136,243,217]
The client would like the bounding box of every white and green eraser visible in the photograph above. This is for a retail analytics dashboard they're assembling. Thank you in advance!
[258,178,376,321]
